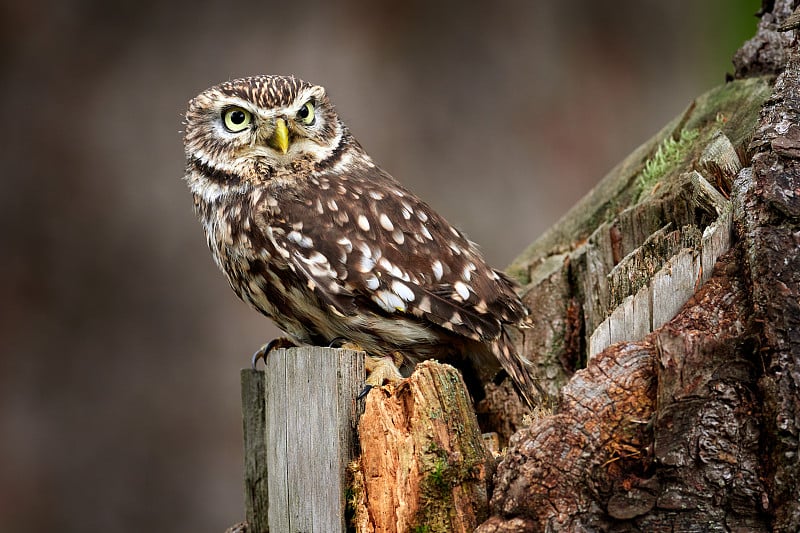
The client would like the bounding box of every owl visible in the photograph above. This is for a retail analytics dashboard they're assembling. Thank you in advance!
[183,75,539,405]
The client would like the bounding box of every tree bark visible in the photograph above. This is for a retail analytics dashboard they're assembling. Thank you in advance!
[478,1,800,531]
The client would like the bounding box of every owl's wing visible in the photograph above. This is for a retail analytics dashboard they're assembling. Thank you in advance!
[260,167,528,345]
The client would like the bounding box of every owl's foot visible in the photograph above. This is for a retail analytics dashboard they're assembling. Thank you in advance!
[365,354,404,386]
[251,337,297,369]
[358,355,405,401]
[357,354,406,399]
[327,339,404,396]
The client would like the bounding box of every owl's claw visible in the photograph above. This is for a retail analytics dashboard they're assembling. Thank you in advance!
[328,337,347,348]
[356,385,373,400]
[251,337,296,369]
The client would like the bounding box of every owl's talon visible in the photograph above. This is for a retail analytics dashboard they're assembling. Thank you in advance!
[328,337,347,348]
[356,385,373,400]
[251,337,296,369]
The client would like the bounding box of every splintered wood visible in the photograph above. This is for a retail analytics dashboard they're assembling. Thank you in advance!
[353,361,495,533]
[505,75,773,395]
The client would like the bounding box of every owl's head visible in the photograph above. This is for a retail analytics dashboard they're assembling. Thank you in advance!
[184,75,343,188]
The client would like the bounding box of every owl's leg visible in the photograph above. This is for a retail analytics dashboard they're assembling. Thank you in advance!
[251,337,297,369]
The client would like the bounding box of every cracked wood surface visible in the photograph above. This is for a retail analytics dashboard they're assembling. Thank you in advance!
[478,1,800,530]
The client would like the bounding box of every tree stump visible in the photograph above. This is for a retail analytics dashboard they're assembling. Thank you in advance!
[229,3,800,531]
[479,1,800,530]
[352,361,495,532]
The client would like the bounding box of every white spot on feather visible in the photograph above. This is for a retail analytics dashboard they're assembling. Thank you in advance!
[357,215,370,231]
[391,281,415,302]
[420,225,433,240]
[357,255,376,273]
[365,275,380,290]
[379,213,394,231]
[463,263,476,281]
[392,229,405,245]
[334,211,349,225]
[454,281,470,301]
[336,237,353,252]
[372,290,406,312]
[417,296,432,313]
[308,251,328,265]
[431,260,444,281]
[287,230,313,248]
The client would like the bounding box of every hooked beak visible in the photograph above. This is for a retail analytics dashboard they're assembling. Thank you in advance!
[267,118,289,154]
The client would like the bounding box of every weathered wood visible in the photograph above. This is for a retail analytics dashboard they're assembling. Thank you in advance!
[478,3,800,529]
[241,369,268,533]
[240,347,365,533]
[480,250,770,531]
[354,361,495,532]
[495,75,774,415]
[735,32,800,528]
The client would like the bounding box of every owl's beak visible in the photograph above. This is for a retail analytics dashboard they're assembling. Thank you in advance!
[268,118,290,154]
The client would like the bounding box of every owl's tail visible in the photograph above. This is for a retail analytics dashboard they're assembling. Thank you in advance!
[492,329,548,408]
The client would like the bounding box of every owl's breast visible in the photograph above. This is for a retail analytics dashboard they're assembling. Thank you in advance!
[195,193,323,342]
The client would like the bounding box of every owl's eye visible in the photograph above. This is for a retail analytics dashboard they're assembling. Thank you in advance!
[222,107,252,132]
[297,101,315,125]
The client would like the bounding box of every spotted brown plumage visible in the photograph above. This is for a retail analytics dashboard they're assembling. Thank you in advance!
[183,75,538,404]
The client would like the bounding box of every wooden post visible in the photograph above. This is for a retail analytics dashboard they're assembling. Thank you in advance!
[240,347,365,532]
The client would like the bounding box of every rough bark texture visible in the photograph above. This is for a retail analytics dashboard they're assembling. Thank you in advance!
[737,20,800,529]
[479,250,766,532]
[354,361,495,532]
[231,5,800,531]
[734,0,796,79]
[478,2,800,531]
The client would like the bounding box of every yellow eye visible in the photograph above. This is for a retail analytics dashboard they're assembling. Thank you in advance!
[297,101,315,125]
[222,107,252,132]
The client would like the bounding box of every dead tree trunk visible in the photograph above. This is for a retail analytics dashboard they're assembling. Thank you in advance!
[478,1,800,531]
[230,3,800,532]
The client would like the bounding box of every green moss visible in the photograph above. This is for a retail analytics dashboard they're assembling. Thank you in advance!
[637,127,699,196]
[428,457,449,491]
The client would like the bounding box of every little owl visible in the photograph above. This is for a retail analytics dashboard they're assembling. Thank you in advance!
[183,75,538,404]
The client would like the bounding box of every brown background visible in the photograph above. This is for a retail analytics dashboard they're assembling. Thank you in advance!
[0,1,759,532]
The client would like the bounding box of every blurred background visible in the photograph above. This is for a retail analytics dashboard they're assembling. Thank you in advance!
[0,1,760,531]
